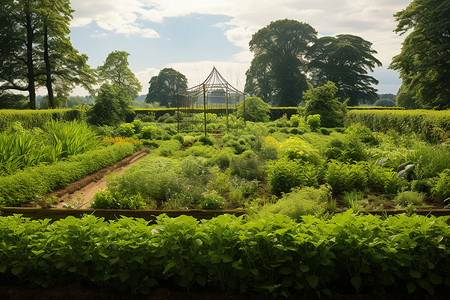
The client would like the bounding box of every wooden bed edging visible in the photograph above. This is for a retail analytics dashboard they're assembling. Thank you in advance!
[0,207,448,222]
[0,207,246,221]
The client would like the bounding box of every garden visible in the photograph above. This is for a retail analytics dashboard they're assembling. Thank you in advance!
[0,104,449,298]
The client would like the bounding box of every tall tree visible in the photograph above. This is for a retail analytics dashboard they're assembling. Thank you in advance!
[308,35,382,106]
[245,19,317,106]
[97,51,142,100]
[145,68,187,107]
[0,0,40,109]
[0,0,95,109]
[390,0,450,109]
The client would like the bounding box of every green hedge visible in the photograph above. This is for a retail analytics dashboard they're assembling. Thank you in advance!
[0,143,134,206]
[0,109,85,131]
[347,109,450,143]
[0,212,448,296]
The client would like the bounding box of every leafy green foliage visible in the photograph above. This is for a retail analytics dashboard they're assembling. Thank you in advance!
[346,109,450,144]
[261,186,330,220]
[390,0,450,109]
[0,143,134,206]
[306,114,320,131]
[303,82,347,128]
[236,97,270,122]
[245,19,317,106]
[0,212,448,296]
[145,68,187,107]
[91,189,151,209]
[97,50,142,100]
[0,120,99,176]
[88,83,134,126]
[394,191,425,207]
[431,169,450,203]
[198,191,226,210]
[308,34,382,106]
[230,150,265,181]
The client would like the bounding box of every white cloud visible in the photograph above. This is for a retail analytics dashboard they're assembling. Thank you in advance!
[70,0,411,94]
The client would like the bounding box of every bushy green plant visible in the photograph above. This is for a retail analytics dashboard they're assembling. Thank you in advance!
[342,191,365,213]
[198,191,226,209]
[140,125,159,139]
[91,189,150,209]
[394,191,425,207]
[158,140,182,157]
[262,186,330,220]
[230,150,265,181]
[208,148,234,169]
[431,169,450,203]
[131,120,143,133]
[267,159,319,195]
[228,176,259,206]
[303,82,347,128]
[197,135,215,146]
[117,123,135,137]
[290,114,302,127]
[323,136,367,162]
[325,161,368,195]
[236,97,270,122]
[307,114,321,131]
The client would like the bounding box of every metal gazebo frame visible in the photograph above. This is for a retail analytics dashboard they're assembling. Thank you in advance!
[176,67,245,136]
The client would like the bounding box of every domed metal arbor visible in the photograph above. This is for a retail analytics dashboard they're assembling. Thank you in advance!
[176,67,245,135]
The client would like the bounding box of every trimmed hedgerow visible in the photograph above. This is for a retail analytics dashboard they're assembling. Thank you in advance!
[0,212,448,296]
[346,109,450,143]
[0,143,134,206]
[0,109,85,131]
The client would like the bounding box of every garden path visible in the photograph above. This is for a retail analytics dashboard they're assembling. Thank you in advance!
[53,150,148,209]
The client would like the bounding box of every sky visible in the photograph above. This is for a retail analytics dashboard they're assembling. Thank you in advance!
[67,0,412,96]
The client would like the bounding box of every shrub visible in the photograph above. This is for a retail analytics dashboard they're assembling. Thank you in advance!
[197,135,215,146]
[158,140,182,157]
[140,125,159,139]
[276,136,321,165]
[91,189,151,209]
[345,123,379,145]
[117,123,135,137]
[236,97,270,122]
[325,161,368,195]
[394,191,425,207]
[230,150,265,181]
[198,191,226,209]
[431,169,450,203]
[266,159,318,195]
[307,114,321,131]
[261,185,331,220]
[88,83,133,126]
[303,82,347,128]
[208,148,233,169]
[290,114,302,127]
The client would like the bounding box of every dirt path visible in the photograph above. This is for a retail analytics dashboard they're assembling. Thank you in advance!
[50,150,148,209]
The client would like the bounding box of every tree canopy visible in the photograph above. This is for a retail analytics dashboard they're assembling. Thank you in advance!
[309,35,381,106]
[97,51,142,101]
[245,19,382,107]
[390,0,450,109]
[0,0,94,109]
[145,68,187,107]
[245,19,317,106]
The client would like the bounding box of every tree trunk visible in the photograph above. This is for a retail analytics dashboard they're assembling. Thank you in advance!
[43,23,55,108]
[25,8,36,109]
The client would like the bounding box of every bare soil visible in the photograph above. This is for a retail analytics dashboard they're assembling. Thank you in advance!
[41,150,148,209]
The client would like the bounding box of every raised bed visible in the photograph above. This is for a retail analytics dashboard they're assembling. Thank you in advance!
[0,207,246,221]
[0,207,448,222]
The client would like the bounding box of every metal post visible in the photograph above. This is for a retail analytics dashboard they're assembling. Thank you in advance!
[243,94,246,127]
[176,94,180,134]
[225,86,229,134]
[203,84,207,137]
